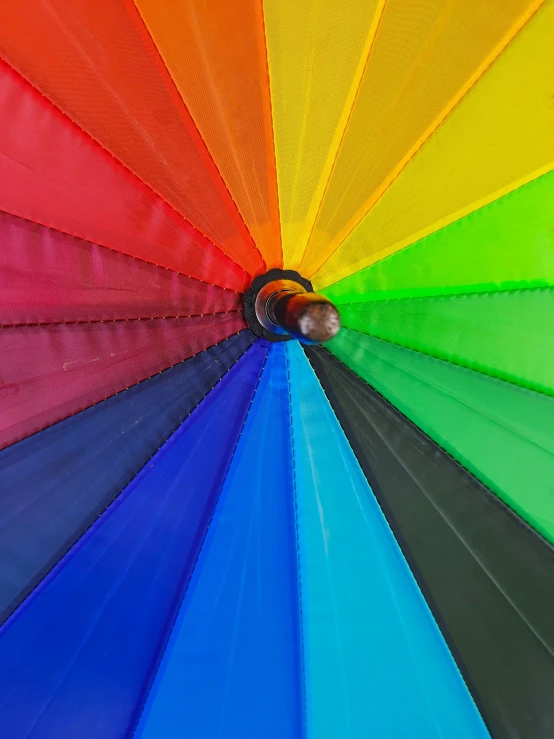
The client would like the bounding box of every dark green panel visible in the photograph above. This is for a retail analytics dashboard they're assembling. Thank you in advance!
[328,329,554,544]
[307,345,554,739]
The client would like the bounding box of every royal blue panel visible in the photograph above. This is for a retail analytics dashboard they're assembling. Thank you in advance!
[136,342,303,739]
[0,340,268,739]
[0,330,255,625]
[286,341,489,739]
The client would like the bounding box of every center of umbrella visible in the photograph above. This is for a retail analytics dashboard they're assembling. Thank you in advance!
[243,268,340,344]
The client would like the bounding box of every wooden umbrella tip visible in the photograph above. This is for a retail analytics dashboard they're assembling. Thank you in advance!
[297,302,341,343]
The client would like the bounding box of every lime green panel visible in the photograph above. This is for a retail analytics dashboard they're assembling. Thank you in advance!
[340,287,554,396]
[324,170,554,304]
[328,329,554,544]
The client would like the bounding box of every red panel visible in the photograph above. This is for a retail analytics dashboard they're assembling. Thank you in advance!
[0,210,242,326]
[0,60,250,292]
[0,312,247,450]
[0,0,265,274]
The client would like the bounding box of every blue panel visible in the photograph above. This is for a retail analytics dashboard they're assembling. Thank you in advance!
[137,343,303,739]
[0,330,255,625]
[286,341,489,739]
[0,340,268,739]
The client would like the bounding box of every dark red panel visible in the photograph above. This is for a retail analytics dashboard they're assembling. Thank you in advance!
[0,0,265,275]
[0,60,249,291]
[0,312,247,449]
[0,210,242,326]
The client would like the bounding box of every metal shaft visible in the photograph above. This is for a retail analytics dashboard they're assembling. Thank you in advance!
[255,279,340,343]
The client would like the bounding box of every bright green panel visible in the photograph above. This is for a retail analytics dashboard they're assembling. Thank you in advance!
[328,329,554,544]
[324,170,554,304]
[340,287,554,396]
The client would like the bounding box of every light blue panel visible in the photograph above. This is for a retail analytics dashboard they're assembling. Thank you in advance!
[286,341,489,739]
[137,343,303,739]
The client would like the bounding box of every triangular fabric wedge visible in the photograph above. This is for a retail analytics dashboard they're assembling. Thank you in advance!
[312,0,554,286]
[137,343,302,738]
[307,345,554,739]
[0,60,249,291]
[301,0,545,278]
[0,332,255,626]
[0,209,241,326]
[286,341,488,739]
[0,312,246,449]
[0,0,263,270]
[329,329,554,544]
[323,169,554,303]
[134,0,282,267]
[0,339,267,739]
[338,286,554,396]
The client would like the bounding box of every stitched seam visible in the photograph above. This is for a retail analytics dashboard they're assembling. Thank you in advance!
[126,0,266,271]
[285,348,308,739]
[1,328,250,450]
[335,283,554,307]
[0,58,253,279]
[0,310,242,329]
[259,0,284,267]
[310,0,547,279]
[0,338,259,633]
[297,0,388,270]
[129,343,270,737]
[341,325,554,398]
[319,345,554,551]
[0,207,242,292]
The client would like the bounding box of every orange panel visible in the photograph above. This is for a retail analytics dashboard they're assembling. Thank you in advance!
[0,0,265,276]
[135,0,282,268]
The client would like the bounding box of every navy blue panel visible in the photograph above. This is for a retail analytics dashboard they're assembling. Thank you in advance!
[0,330,255,625]
[0,340,268,739]
[137,343,303,739]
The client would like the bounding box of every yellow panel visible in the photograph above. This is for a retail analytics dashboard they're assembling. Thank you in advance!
[300,0,541,275]
[263,0,383,268]
[310,0,554,288]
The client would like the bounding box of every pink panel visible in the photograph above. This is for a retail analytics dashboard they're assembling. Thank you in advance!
[0,210,242,326]
[0,312,247,449]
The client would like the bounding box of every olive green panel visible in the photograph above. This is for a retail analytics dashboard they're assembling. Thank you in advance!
[328,329,554,545]
[324,170,554,303]
[339,287,554,396]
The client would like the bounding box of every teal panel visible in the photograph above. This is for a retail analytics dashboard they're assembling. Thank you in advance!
[286,341,489,739]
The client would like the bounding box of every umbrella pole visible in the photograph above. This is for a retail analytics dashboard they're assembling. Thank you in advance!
[255,279,340,343]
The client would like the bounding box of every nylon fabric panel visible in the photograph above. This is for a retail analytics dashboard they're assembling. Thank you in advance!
[312,0,554,287]
[0,210,241,326]
[263,0,382,268]
[0,0,264,272]
[137,343,302,739]
[286,341,488,739]
[329,330,554,545]
[0,60,248,291]
[340,287,554,396]
[0,312,246,450]
[324,170,554,303]
[301,0,542,275]
[307,346,554,739]
[134,0,282,268]
[0,341,268,739]
[0,332,255,626]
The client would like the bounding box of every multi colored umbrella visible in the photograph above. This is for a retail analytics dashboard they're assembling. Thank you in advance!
[0,1,553,737]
